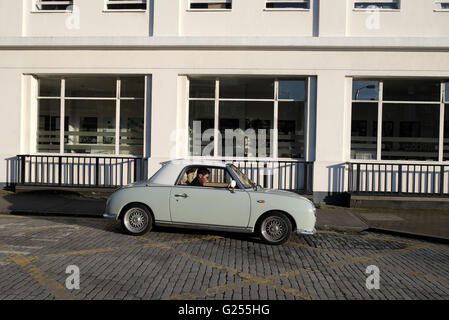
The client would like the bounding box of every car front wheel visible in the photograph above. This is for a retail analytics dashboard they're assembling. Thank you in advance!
[121,204,152,236]
[258,212,292,245]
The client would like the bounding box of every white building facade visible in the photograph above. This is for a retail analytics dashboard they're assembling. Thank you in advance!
[0,0,449,203]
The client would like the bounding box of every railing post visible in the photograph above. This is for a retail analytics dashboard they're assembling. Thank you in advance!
[398,165,402,194]
[347,163,352,193]
[95,157,99,187]
[440,165,445,196]
[20,155,26,185]
[58,156,62,185]
[356,163,361,193]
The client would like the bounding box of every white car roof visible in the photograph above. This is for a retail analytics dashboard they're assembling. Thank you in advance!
[148,159,229,185]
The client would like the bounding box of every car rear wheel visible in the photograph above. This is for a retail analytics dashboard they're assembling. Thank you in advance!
[258,212,292,245]
[121,204,152,236]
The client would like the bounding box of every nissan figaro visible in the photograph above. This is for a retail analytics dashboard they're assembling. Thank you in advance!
[104,160,316,245]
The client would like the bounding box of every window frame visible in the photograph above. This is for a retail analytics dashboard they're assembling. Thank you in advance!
[264,0,311,11]
[353,0,401,11]
[187,0,233,12]
[186,77,310,161]
[34,75,147,157]
[350,79,447,163]
[434,0,449,11]
[32,0,73,13]
[174,165,243,190]
[103,0,148,13]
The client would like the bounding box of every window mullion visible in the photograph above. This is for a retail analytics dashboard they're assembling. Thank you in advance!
[214,79,219,158]
[273,79,279,159]
[439,82,445,162]
[115,78,121,156]
[60,78,65,155]
[377,81,383,161]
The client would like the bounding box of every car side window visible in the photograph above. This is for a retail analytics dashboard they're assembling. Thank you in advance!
[177,166,234,188]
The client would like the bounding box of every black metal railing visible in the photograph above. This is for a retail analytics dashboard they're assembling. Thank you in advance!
[347,162,449,197]
[227,159,314,195]
[16,155,148,189]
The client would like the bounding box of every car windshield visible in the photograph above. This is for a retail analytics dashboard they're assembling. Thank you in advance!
[228,164,256,190]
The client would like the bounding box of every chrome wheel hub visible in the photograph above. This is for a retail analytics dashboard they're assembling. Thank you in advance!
[124,208,148,233]
[261,216,287,242]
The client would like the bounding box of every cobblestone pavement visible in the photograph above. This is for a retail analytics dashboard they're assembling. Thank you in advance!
[0,213,448,300]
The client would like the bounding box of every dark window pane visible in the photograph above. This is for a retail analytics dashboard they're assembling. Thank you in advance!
[446,83,449,102]
[189,101,215,156]
[64,100,116,154]
[382,104,439,161]
[189,79,215,98]
[444,104,449,161]
[352,80,379,101]
[219,101,273,157]
[219,79,274,99]
[65,77,117,98]
[267,2,309,9]
[354,2,399,9]
[39,78,61,97]
[121,77,144,98]
[120,100,144,155]
[278,101,304,158]
[278,80,306,101]
[190,2,232,9]
[37,99,61,153]
[383,80,441,102]
[351,102,378,160]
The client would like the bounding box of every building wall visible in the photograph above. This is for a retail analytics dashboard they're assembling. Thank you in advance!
[0,48,448,195]
[1,0,448,37]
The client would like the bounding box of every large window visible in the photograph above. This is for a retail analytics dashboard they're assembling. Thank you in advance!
[351,79,446,161]
[36,76,145,155]
[188,78,307,159]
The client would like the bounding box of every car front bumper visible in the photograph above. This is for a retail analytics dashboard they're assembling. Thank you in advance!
[297,228,317,235]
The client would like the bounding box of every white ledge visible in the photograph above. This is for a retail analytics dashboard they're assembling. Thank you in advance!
[1,36,449,51]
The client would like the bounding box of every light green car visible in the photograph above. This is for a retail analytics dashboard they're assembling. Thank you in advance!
[104,160,316,245]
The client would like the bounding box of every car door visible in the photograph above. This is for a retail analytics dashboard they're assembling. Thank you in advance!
[169,167,251,228]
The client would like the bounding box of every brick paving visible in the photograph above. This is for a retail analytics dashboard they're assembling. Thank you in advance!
[0,213,448,300]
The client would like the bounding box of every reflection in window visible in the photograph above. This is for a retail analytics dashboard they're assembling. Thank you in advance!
[64,100,116,154]
[65,77,117,98]
[36,76,145,155]
[189,79,215,98]
[278,102,304,158]
[446,83,449,102]
[37,99,63,153]
[383,80,441,102]
[444,104,449,161]
[189,100,215,156]
[382,104,439,161]
[351,103,378,160]
[352,80,379,101]
[220,78,274,100]
[219,101,273,158]
[120,100,144,155]
[188,78,307,159]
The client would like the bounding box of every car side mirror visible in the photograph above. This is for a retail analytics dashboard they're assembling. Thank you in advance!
[229,180,237,192]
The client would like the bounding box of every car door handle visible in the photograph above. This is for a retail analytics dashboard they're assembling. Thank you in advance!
[174,193,188,198]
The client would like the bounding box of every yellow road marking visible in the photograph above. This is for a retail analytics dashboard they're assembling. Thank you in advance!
[0,243,75,300]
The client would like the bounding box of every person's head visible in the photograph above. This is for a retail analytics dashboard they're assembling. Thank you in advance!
[196,167,210,185]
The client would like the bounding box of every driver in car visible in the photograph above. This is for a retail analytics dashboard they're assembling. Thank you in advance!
[189,167,210,187]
